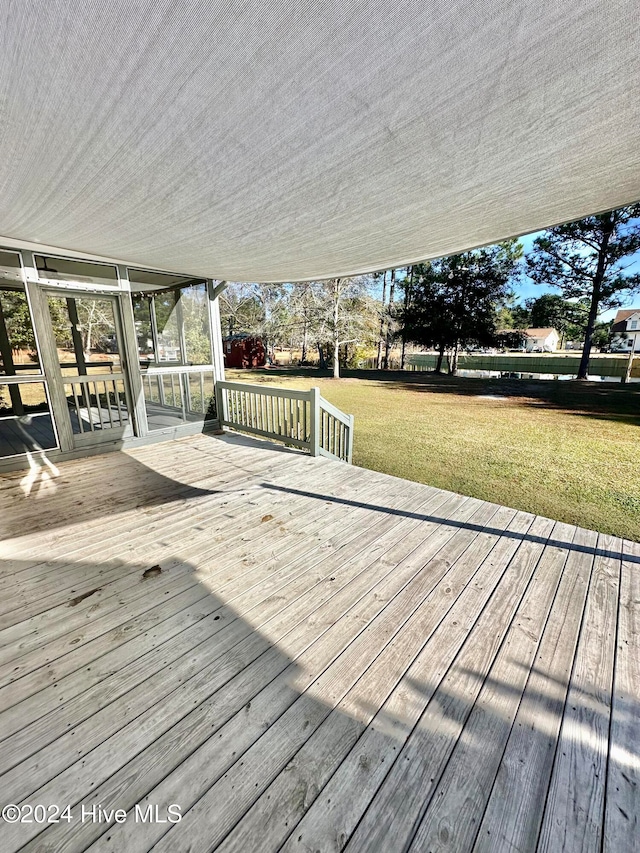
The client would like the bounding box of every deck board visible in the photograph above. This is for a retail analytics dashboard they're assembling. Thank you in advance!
[603,538,640,852]
[0,432,636,853]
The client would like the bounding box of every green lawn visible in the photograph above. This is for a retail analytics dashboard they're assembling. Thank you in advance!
[226,368,640,541]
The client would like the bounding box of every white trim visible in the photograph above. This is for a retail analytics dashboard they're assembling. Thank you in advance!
[0,237,215,281]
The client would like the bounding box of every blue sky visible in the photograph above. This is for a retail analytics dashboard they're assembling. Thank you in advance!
[514,230,640,322]
[375,225,640,323]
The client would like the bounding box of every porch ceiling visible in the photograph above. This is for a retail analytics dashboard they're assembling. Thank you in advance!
[1,1,639,282]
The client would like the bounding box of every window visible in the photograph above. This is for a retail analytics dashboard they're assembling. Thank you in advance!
[154,290,181,362]
[132,296,155,362]
[0,381,57,457]
[0,252,40,375]
[0,251,58,457]
[35,255,118,288]
[131,285,212,367]
[181,284,212,365]
[629,319,638,330]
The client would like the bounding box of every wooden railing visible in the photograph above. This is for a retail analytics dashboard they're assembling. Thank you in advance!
[317,394,354,463]
[215,381,354,463]
[64,374,128,433]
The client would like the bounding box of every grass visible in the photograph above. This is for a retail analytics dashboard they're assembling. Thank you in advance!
[227,367,640,542]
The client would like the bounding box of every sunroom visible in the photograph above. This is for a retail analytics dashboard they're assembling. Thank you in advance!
[0,247,226,467]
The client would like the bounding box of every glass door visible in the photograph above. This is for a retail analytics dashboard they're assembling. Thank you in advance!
[45,292,134,446]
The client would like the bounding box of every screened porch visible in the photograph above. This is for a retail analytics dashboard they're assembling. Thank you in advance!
[0,248,226,467]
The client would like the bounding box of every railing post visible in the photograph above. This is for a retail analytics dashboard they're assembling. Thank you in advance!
[215,381,228,426]
[309,386,320,457]
[346,414,354,464]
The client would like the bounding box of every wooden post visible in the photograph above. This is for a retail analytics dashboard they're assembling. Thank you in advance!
[207,281,226,383]
[215,381,228,426]
[309,386,320,456]
[207,280,227,429]
[346,413,354,464]
[116,266,148,437]
[622,346,635,384]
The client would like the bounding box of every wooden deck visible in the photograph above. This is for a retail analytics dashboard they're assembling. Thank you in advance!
[0,432,637,853]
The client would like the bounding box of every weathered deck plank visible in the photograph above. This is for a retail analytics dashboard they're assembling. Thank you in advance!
[0,433,635,853]
[537,531,620,853]
[0,477,457,770]
[140,503,511,853]
[0,458,374,672]
[603,538,640,851]
[21,495,485,853]
[406,522,581,853]
[289,513,549,853]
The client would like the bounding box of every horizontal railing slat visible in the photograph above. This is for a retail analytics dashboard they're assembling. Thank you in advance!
[67,372,125,384]
[217,380,311,401]
[142,364,216,375]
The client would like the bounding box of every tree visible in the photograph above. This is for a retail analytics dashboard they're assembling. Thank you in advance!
[373,267,406,369]
[181,285,212,364]
[403,241,522,374]
[75,299,115,362]
[496,300,531,331]
[526,205,640,379]
[287,281,327,364]
[323,277,372,378]
[524,293,588,347]
[400,266,415,368]
[375,270,388,369]
[591,320,613,352]
[217,282,293,361]
[218,277,375,374]
[218,283,266,338]
[0,289,37,355]
[383,268,397,369]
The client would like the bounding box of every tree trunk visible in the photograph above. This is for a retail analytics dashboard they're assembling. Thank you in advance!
[448,340,459,375]
[435,341,445,373]
[577,214,614,380]
[81,300,97,365]
[332,278,341,379]
[400,266,413,370]
[383,269,396,369]
[301,317,308,363]
[332,342,340,378]
[577,287,600,380]
[317,343,326,369]
[376,271,387,370]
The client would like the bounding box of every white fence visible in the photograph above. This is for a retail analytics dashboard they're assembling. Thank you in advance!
[215,381,354,463]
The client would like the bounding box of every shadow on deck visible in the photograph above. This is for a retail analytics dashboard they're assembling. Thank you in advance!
[0,433,637,852]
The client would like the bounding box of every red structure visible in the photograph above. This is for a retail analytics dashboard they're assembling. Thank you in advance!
[222,334,266,368]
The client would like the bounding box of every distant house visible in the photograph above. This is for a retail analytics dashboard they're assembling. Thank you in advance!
[223,334,266,368]
[524,328,560,352]
[610,309,640,353]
